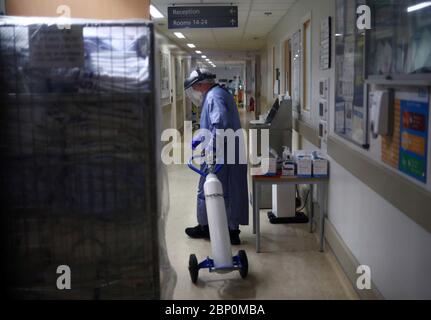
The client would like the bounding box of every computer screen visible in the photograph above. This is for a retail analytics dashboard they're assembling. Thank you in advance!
[265,98,280,124]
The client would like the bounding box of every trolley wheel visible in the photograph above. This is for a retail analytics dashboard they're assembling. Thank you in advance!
[238,250,248,279]
[188,254,199,284]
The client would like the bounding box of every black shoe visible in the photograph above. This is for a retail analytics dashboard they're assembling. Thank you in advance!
[229,229,241,245]
[185,224,210,239]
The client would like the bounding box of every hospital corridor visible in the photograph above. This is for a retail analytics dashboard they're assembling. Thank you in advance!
[1,0,431,310]
[164,109,357,300]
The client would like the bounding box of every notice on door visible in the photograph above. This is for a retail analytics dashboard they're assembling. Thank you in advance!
[29,25,84,68]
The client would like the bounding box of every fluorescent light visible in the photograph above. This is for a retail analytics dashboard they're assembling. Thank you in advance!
[205,58,210,61]
[195,50,202,54]
[187,43,196,48]
[150,5,164,19]
[174,32,185,39]
[201,55,207,58]
[407,2,431,12]
[335,33,343,37]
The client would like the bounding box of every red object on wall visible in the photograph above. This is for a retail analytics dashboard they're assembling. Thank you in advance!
[249,97,255,112]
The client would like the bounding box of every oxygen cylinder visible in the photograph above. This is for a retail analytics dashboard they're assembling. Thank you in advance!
[204,174,233,270]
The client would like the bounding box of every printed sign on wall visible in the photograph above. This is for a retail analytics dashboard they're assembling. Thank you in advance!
[320,17,331,70]
[398,88,429,183]
[160,52,170,100]
[383,88,429,184]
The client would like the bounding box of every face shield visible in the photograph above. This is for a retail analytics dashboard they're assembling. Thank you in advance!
[185,86,204,107]
[184,68,216,107]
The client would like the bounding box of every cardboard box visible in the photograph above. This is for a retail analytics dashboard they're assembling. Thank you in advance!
[312,151,329,177]
[251,157,277,176]
[263,157,277,176]
[294,151,313,177]
[282,160,295,176]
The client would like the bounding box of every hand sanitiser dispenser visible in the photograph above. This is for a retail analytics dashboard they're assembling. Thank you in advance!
[370,90,393,139]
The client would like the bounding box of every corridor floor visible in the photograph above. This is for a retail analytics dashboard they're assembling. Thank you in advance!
[164,163,358,300]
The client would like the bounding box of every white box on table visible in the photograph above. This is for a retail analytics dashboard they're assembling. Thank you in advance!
[312,151,329,177]
[281,160,295,176]
[294,151,312,177]
[251,157,277,176]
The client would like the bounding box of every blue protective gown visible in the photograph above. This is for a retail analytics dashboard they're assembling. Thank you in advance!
[196,85,249,229]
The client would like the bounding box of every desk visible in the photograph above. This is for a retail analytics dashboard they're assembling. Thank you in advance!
[252,175,329,253]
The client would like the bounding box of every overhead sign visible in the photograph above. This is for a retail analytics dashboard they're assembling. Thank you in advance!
[168,6,238,29]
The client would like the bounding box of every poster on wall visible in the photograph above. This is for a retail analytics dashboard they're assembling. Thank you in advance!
[399,88,429,183]
[381,87,429,184]
[320,17,331,70]
[335,100,346,133]
[291,30,302,113]
[334,0,368,148]
[175,58,183,98]
[160,52,170,100]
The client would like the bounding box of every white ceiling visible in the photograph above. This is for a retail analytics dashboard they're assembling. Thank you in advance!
[151,0,296,61]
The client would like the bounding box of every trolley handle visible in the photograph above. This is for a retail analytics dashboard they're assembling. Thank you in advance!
[188,154,223,177]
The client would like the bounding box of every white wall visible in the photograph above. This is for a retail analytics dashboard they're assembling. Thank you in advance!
[261,0,431,299]
[328,158,431,299]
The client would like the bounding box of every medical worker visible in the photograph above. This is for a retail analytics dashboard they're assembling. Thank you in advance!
[184,68,249,245]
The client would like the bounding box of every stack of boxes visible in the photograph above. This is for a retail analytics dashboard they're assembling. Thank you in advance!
[281,147,295,176]
[253,149,329,178]
[280,150,329,178]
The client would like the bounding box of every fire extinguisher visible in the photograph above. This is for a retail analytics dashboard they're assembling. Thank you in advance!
[249,97,255,112]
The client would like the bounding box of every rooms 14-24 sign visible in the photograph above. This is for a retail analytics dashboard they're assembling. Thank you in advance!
[168,6,238,29]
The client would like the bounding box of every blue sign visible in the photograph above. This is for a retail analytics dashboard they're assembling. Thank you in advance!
[168,6,238,29]
[399,97,429,183]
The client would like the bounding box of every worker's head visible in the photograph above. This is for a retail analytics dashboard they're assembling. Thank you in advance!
[184,68,216,106]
